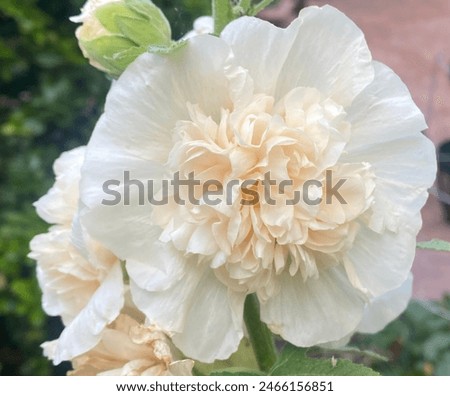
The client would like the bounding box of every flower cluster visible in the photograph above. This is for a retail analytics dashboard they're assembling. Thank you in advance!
[30,2,435,374]
[30,146,192,375]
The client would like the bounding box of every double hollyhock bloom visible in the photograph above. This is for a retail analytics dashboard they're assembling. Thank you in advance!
[30,5,436,367]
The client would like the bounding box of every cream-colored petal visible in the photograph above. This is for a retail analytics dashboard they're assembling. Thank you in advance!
[346,220,419,298]
[260,266,366,346]
[357,273,413,333]
[131,264,244,363]
[51,262,124,364]
[172,275,245,363]
[126,227,185,292]
[130,257,203,333]
[33,146,85,226]
[168,360,195,376]
[343,62,436,229]
[80,35,239,263]
[221,6,374,105]
[30,228,99,324]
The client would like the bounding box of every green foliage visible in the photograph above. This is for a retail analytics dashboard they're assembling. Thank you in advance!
[351,297,450,375]
[193,338,259,375]
[269,344,379,376]
[417,239,450,252]
[210,367,264,376]
[212,0,234,34]
[152,0,211,39]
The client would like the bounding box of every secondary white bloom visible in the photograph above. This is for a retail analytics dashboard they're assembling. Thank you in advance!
[44,313,193,376]
[80,6,436,362]
[29,146,124,364]
[182,16,214,39]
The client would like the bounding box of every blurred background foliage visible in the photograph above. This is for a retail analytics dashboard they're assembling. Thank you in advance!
[350,297,450,376]
[0,0,448,376]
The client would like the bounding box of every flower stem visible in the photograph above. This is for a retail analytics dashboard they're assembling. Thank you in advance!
[251,0,276,15]
[212,0,234,35]
[243,294,277,373]
[239,0,252,13]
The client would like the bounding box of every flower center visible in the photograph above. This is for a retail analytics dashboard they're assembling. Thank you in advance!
[153,87,375,300]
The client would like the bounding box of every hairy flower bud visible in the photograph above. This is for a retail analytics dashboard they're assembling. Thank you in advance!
[71,0,171,77]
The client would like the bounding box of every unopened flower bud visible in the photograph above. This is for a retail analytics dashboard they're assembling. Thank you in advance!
[71,0,171,77]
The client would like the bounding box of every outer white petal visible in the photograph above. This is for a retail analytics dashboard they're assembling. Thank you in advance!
[130,260,245,363]
[346,219,419,298]
[260,266,366,346]
[320,273,413,347]
[171,274,245,363]
[357,273,413,334]
[221,5,374,104]
[343,62,436,229]
[126,226,185,292]
[34,146,86,226]
[80,35,238,261]
[29,228,100,323]
[51,262,124,364]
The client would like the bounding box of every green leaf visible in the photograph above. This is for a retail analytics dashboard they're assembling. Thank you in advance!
[423,332,450,361]
[194,338,258,375]
[312,345,389,362]
[435,351,450,376]
[417,239,450,252]
[210,367,264,376]
[269,344,379,376]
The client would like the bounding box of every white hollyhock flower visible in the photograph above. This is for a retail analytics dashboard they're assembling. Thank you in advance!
[29,147,124,363]
[43,313,194,376]
[182,16,214,39]
[79,6,436,362]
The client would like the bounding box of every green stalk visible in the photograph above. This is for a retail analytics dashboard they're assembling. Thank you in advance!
[239,0,252,13]
[244,294,277,372]
[212,0,234,35]
[251,0,276,15]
